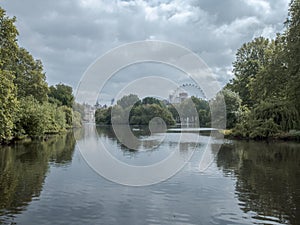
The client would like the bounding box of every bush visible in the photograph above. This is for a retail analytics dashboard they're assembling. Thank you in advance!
[15,97,67,137]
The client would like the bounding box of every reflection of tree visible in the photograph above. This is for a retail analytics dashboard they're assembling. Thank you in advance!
[0,132,76,222]
[217,141,300,224]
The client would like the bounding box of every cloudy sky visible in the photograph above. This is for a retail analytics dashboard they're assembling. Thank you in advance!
[1,0,290,103]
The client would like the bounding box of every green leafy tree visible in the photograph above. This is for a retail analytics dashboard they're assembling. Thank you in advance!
[0,69,18,142]
[14,48,49,102]
[95,107,112,125]
[249,36,288,102]
[233,100,298,139]
[117,94,140,109]
[130,104,175,125]
[0,7,18,71]
[141,97,162,106]
[285,0,300,117]
[167,104,180,123]
[0,7,19,142]
[228,37,270,107]
[15,97,67,137]
[48,84,74,108]
[59,105,73,128]
[191,96,211,127]
[222,89,242,129]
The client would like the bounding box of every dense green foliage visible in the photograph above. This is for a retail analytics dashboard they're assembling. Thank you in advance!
[96,95,176,126]
[130,103,175,125]
[227,0,300,139]
[95,92,242,128]
[95,107,112,125]
[14,48,49,102]
[0,7,81,143]
[228,37,270,107]
[48,84,74,108]
[0,69,18,141]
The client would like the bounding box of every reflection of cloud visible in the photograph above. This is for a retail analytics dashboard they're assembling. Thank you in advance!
[2,0,289,90]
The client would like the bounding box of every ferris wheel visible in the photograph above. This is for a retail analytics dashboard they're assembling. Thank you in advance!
[175,83,205,98]
[168,83,206,104]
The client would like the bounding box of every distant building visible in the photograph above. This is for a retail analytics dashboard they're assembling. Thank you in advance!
[83,104,95,123]
[169,91,188,104]
[179,92,188,102]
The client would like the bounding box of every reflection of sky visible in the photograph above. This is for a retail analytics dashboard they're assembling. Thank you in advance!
[101,131,206,166]
[14,141,248,225]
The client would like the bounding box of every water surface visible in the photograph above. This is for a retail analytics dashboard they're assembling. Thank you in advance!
[0,126,299,224]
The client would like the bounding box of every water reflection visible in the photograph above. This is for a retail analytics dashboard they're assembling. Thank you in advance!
[1,127,299,225]
[0,132,75,223]
[217,141,300,225]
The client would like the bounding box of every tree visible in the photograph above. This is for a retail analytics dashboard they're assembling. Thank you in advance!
[285,0,300,117]
[95,107,112,125]
[117,94,140,109]
[0,69,18,142]
[210,89,242,129]
[130,104,175,125]
[0,7,18,71]
[14,48,49,102]
[191,96,211,127]
[141,97,162,106]
[15,96,67,136]
[48,84,74,108]
[222,89,242,129]
[249,36,288,102]
[228,37,270,107]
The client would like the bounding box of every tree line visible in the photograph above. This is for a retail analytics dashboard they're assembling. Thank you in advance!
[0,7,81,144]
[95,92,240,128]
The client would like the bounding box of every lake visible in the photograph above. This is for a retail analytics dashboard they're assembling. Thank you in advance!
[0,125,299,225]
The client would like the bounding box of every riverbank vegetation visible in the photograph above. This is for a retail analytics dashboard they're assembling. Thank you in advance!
[95,92,239,128]
[226,0,300,139]
[0,7,81,144]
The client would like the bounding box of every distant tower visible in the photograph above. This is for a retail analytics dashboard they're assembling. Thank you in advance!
[95,101,100,109]
[179,92,188,102]
[111,98,115,105]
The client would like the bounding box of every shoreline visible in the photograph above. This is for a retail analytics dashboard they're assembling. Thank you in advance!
[222,130,300,142]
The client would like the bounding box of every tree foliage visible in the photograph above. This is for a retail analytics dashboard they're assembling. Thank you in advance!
[285,0,300,113]
[117,94,140,109]
[0,7,18,71]
[15,97,67,137]
[0,7,80,143]
[228,37,271,107]
[130,103,175,125]
[0,69,18,142]
[48,84,74,108]
[14,48,49,102]
[227,0,300,138]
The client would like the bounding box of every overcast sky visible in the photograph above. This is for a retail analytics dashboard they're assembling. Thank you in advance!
[1,0,290,103]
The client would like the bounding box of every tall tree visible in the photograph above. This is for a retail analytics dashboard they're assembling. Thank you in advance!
[0,69,18,142]
[228,37,270,107]
[117,94,140,109]
[0,7,18,71]
[14,48,49,102]
[249,36,288,102]
[0,7,19,142]
[48,84,74,108]
[285,0,300,115]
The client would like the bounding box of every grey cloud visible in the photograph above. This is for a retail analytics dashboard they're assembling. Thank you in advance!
[1,0,290,100]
